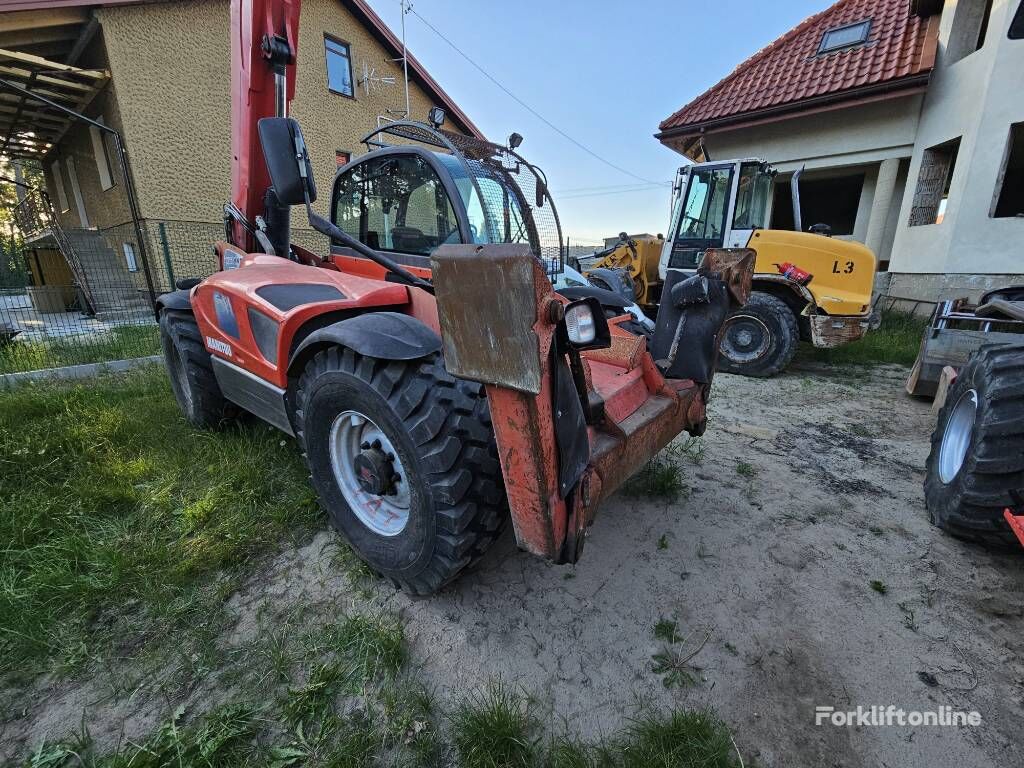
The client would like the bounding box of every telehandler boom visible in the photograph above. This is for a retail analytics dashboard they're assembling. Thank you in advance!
[157,0,754,594]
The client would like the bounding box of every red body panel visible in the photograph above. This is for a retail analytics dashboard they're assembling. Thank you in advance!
[1005,509,1024,548]
[193,249,410,387]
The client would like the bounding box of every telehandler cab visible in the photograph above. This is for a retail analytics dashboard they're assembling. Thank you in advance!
[157,0,754,594]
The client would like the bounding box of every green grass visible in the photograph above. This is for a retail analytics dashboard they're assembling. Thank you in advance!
[0,323,161,374]
[451,680,538,768]
[0,367,319,673]
[802,310,927,367]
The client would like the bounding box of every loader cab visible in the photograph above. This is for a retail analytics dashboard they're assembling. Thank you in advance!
[329,121,561,276]
[659,159,774,278]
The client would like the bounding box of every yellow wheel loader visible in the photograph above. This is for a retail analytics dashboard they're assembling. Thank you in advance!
[660,160,876,376]
[584,160,877,377]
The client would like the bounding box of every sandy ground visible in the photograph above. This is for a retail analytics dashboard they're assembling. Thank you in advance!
[4,361,1024,766]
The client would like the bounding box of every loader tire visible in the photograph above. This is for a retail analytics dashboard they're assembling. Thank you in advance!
[159,309,234,428]
[716,292,799,377]
[924,344,1024,548]
[295,348,507,595]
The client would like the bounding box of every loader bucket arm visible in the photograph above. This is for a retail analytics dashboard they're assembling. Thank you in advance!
[432,244,754,562]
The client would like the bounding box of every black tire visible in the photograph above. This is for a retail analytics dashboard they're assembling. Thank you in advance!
[159,309,234,428]
[294,347,507,595]
[716,291,799,377]
[924,344,1024,548]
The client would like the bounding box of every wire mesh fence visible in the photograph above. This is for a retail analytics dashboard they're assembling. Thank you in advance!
[0,204,327,375]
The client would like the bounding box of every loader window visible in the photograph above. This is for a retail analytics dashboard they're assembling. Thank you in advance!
[676,166,732,243]
[733,163,772,230]
[332,154,459,257]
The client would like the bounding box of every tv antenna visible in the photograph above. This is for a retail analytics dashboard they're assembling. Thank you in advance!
[359,60,397,96]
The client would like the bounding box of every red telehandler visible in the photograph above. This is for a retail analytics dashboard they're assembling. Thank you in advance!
[157,0,754,594]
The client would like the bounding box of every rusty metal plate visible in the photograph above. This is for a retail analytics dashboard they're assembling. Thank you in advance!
[431,244,547,395]
[700,248,756,306]
[808,314,869,348]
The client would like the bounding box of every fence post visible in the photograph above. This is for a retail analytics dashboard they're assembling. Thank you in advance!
[158,222,175,291]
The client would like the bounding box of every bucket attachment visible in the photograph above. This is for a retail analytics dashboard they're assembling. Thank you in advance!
[431,244,753,563]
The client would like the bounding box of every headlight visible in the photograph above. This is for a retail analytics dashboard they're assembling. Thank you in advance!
[564,302,596,345]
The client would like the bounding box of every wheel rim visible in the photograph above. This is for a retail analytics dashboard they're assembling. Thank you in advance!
[720,314,772,364]
[938,389,978,483]
[329,410,411,536]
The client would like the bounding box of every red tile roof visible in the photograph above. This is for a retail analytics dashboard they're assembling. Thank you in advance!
[657,0,939,140]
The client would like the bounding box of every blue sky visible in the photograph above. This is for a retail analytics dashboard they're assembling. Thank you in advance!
[364,0,828,244]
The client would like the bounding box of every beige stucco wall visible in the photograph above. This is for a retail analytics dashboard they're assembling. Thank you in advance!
[95,0,466,226]
[888,0,1024,291]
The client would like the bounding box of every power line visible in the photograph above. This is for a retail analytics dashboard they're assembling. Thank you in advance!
[559,185,672,200]
[408,7,661,186]
[555,180,672,194]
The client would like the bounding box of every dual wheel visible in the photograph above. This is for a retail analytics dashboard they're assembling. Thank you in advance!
[160,312,507,595]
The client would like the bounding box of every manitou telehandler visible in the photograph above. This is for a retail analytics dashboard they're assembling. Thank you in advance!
[157,0,754,595]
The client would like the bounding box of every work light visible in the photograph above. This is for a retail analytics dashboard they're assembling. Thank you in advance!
[564,301,597,346]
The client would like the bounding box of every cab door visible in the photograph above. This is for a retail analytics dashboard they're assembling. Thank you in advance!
[663,164,734,273]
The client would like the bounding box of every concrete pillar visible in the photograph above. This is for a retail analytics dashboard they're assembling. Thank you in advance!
[864,158,900,257]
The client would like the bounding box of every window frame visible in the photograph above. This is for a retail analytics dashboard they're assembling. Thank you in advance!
[50,158,70,213]
[818,19,872,55]
[323,34,355,99]
[330,147,471,262]
[990,121,1024,218]
[1010,0,1024,39]
[909,137,961,227]
[90,117,115,191]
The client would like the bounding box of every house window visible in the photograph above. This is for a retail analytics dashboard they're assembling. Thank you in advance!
[90,119,115,191]
[1011,1,1024,39]
[948,0,994,61]
[770,173,864,236]
[909,138,961,226]
[818,20,871,54]
[335,150,351,167]
[992,123,1024,218]
[50,160,70,212]
[324,36,354,97]
[122,242,138,272]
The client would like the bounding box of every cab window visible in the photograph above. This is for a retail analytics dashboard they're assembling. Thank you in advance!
[733,162,772,230]
[676,166,732,243]
[333,154,459,256]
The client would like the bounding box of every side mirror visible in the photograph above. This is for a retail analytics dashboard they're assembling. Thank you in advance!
[257,117,317,206]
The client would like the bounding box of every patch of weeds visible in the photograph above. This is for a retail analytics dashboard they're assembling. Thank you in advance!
[657,533,669,550]
[611,708,740,768]
[378,680,440,765]
[679,435,706,465]
[29,703,260,767]
[562,570,576,580]
[803,310,927,367]
[623,452,687,501]
[651,629,711,689]
[653,618,682,644]
[281,661,349,728]
[451,679,538,768]
[847,422,873,438]
[735,461,756,478]
[870,580,888,595]
[321,612,406,685]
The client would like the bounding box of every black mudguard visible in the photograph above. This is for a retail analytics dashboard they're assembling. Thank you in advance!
[155,289,193,313]
[289,311,442,372]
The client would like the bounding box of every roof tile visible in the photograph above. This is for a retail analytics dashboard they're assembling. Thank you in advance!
[658,0,936,135]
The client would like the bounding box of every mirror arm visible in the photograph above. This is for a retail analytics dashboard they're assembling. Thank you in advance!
[303,201,434,293]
